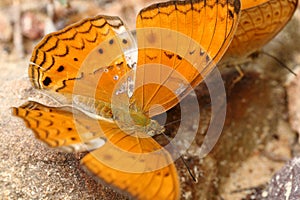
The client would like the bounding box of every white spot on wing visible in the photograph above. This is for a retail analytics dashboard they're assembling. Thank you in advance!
[113,75,119,80]
[175,83,188,95]
[59,137,106,152]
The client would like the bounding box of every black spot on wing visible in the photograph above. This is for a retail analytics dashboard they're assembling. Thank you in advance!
[43,77,52,86]
[164,52,174,59]
[57,65,64,72]
[122,39,128,44]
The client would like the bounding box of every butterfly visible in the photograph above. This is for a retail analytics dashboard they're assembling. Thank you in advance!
[16,0,295,199]
[222,0,298,64]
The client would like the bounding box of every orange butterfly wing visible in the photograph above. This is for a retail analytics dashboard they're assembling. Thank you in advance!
[133,0,241,115]
[12,101,106,151]
[29,15,135,106]
[223,0,298,62]
[12,101,180,200]
[82,121,179,200]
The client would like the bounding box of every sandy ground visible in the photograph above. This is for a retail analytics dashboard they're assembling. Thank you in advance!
[0,1,300,200]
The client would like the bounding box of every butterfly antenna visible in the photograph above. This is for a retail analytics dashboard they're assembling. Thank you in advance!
[163,118,182,127]
[261,51,297,76]
[161,131,198,182]
[179,155,197,182]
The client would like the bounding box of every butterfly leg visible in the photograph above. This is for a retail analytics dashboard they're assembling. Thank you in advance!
[228,65,244,90]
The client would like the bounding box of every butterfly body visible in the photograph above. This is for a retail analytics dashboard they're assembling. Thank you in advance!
[112,108,163,137]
